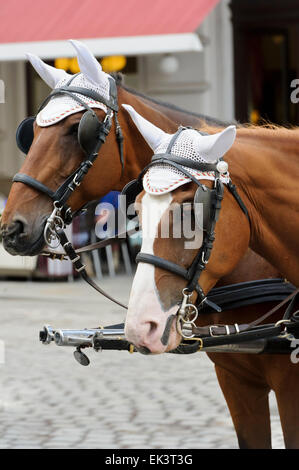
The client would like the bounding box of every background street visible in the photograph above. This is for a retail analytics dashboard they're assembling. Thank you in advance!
[0,275,284,449]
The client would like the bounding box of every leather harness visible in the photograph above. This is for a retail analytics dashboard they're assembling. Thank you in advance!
[132,127,248,309]
[13,74,127,308]
[13,82,299,352]
[14,74,124,226]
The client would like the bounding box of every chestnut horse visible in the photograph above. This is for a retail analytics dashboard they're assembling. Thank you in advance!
[123,106,299,447]
[1,41,298,448]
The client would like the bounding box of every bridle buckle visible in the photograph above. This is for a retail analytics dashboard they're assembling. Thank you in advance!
[44,205,65,247]
[177,288,199,340]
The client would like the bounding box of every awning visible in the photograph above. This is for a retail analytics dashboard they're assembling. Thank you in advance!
[0,0,220,61]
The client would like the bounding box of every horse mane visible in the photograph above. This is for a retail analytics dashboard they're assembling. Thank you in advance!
[110,72,234,128]
[225,119,299,161]
[238,120,299,139]
[110,73,299,145]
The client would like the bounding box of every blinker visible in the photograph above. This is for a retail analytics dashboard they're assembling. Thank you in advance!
[16,111,105,158]
[16,116,35,154]
[121,178,144,220]
[78,110,103,155]
[194,184,212,232]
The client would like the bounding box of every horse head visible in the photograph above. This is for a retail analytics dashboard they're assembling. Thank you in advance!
[122,105,250,354]
[1,40,124,256]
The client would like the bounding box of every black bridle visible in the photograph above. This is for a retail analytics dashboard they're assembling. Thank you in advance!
[13,74,124,231]
[12,73,127,309]
[9,77,299,356]
[130,127,250,335]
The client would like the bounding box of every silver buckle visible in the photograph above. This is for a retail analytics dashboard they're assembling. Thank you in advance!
[209,324,231,337]
[209,325,219,337]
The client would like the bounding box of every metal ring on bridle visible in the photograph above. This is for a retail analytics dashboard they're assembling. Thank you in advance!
[275,319,292,327]
[181,304,199,324]
[44,206,65,247]
[202,252,209,265]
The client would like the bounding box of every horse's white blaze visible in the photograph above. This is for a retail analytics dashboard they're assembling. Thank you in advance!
[125,192,179,352]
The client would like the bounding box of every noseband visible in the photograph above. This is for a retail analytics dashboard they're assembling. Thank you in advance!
[129,127,249,340]
[13,73,124,247]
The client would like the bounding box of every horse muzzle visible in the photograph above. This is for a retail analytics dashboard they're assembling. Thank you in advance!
[1,218,46,256]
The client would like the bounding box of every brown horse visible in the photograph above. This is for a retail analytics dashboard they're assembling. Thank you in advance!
[1,42,298,448]
[121,107,299,446]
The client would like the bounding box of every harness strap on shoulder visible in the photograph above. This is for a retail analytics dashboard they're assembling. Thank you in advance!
[227,180,249,221]
[201,279,296,313]
[114,113,124,171]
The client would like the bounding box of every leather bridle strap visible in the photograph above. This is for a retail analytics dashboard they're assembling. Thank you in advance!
[56,228,127,309]
[189,287,299,348]
[45,85,119,113]
[13,76,123,224]
[41,225,140,259]
[136,156,249,221]
[133,127,249,313]
[11,76,129,309]
[13,173,56,199]
[151,153,220,172]
[227,180,249,221]
[13,136,108,224]
[246,287,299,329]
[136,252,190,279]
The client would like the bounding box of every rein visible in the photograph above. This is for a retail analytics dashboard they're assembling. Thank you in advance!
[180,288,299,352]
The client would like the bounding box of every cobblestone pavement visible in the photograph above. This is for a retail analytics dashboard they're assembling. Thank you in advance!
[0,275,285,449]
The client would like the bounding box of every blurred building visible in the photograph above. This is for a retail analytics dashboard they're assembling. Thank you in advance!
[0,0,298,198]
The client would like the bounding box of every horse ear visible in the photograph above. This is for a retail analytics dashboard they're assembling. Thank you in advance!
[26,53,72,89]
[69,39,104,86]
[196,125,236,162]
[122,104,168,152]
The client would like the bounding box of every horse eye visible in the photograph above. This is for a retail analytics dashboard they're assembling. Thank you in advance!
[68,123,79,137]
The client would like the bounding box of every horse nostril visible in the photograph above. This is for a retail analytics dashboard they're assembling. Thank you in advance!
[148,321,158,336]
[5,220,27,240]
[13,221,24,234]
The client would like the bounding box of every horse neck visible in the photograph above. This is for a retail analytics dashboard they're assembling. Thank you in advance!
[117,87,205,184]
[228,126,299,285]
